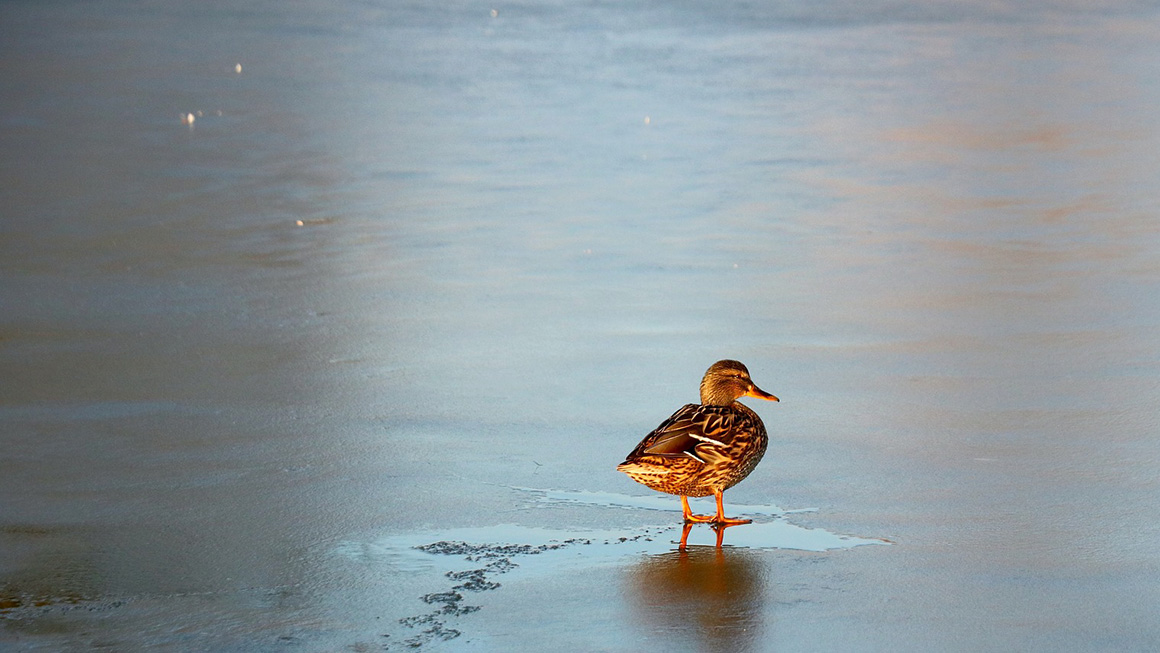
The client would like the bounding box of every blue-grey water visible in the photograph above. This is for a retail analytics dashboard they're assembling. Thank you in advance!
[3,1,1160,650]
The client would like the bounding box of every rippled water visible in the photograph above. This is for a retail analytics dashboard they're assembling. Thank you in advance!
[3,0,1160,650]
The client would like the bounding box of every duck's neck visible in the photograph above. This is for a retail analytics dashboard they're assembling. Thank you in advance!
[699,383,739,406]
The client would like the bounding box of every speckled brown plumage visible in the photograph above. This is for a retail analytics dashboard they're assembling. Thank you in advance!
[616,360,779,525]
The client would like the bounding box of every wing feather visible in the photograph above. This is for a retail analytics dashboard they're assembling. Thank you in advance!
[626,404,739,462]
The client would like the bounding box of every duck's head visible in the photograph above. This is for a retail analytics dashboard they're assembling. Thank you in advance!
[699,359,780,407]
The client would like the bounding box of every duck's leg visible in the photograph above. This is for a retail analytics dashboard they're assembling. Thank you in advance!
[681,496,715,523]
[712,490,752,525]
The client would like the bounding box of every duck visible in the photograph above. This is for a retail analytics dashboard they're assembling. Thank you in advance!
[616,360,779,525]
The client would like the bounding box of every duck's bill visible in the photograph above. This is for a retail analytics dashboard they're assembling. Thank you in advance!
[745,386,780,402]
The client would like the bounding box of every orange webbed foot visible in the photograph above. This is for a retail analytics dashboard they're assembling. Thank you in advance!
[680,496,717,523]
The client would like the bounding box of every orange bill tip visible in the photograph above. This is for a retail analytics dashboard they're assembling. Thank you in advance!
[745,386,780,402]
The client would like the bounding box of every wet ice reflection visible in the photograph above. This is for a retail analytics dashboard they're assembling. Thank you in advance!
[337,516,884,645]
[628,543,768,653]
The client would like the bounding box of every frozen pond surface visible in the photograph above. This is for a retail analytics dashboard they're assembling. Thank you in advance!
[338,511,886,650]
[3,0,1160,650]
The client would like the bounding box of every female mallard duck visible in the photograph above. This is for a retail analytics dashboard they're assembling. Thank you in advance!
[616,360,779,525]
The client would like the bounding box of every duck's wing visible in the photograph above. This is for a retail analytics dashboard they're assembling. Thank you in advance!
[625,404,738,464]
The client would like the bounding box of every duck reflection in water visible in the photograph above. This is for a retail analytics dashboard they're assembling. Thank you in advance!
[627,523,768,653]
